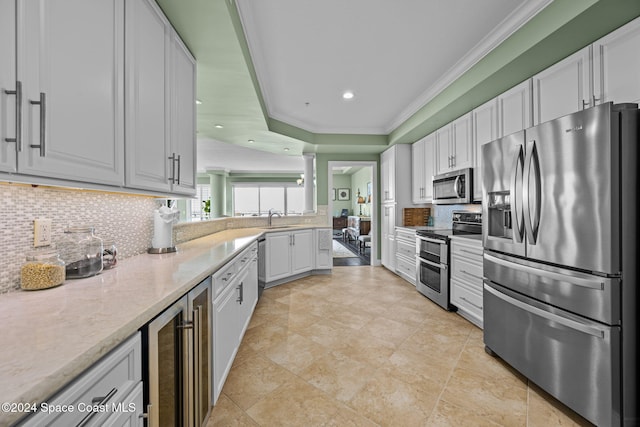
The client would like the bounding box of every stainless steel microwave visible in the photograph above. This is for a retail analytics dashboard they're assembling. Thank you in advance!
[432,167,473,204]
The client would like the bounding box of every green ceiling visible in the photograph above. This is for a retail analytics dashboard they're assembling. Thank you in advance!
[156,0,640,155]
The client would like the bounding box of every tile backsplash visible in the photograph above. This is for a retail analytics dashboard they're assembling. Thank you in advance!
[0,183,161,293]
[432,203,482,228]
[0,184,331,294]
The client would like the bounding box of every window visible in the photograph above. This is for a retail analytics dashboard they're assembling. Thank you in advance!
[190,184,211,220]
[233,184,304,216]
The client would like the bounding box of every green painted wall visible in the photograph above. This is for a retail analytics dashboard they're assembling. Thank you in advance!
[229,0,640,149]
[316,153,380,206]
[332,174,352,217]
[351,168,372,218]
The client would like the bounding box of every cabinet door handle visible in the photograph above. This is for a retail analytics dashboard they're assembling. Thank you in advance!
[459,249,482,257]
[29,92,46,157]
[582,99,589,109]
[175,154,181,185]
[4,81,22,151]
[77,387,118,426]
[460,296,483,310]
[592,95,600,106]
[237,282,243,304]
[168,153,176,183]
[460,269,483,281]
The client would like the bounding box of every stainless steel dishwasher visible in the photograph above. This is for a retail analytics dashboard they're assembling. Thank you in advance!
[257,237,266,298]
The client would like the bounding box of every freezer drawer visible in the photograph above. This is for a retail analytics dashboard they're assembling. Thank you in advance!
[484,282,621,427]
[484,251,620,325]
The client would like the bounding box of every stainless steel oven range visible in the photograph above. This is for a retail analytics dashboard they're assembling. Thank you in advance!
[415,211,481,310]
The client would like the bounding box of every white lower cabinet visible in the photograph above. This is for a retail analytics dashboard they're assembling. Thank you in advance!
[381,203,396,271]
[314,228,333,270]
[19,333,143,427]
[450,237,484,328]
[265,229,313,283]
[395,227,416,285]
[212,242,258,404]
[101,382,143,427]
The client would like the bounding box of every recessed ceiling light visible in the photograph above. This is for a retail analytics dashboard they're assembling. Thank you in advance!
[342,91,355,100]
[195,99,202,105]
[248,139,254,143]
[284,148,290,152]
[214,124,223,129]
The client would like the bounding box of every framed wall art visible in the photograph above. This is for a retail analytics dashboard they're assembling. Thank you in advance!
[337,188,350,201]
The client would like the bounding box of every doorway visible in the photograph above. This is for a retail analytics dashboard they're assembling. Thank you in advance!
[327,161,377,267]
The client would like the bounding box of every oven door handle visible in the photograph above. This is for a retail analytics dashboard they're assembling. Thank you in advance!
[418,256,447,270]
[416,235,445,245]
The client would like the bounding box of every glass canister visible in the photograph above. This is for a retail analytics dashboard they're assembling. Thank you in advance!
[21,250,66,290]
[59,226,104,278]
[102,239,118,270]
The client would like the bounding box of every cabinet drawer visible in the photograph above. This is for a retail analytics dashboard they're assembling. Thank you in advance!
[20,333,142,427]
[237,243,258,272]
[213,262,237,298]
[451,239,483,259]
[451,254,483,290]
[451,278,483,327]
[396,238,416,259]
[102,381,143,426]
[395,228,416,242]
[395,254,416,285]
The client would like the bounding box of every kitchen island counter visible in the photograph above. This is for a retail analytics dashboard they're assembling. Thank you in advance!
[0,226,311,425]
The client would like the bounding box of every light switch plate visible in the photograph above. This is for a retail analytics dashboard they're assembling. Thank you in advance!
[34,219,52,247]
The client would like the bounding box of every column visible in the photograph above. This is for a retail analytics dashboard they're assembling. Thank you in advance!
[207,170,228,218]
[303,153,315,213]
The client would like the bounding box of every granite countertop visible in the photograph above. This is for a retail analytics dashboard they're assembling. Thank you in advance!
[0,226,330,425]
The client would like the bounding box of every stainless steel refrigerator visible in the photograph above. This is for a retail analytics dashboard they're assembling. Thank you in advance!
[482,102,638,427]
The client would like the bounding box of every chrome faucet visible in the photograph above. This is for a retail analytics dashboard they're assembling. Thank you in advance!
[268,208,281,226]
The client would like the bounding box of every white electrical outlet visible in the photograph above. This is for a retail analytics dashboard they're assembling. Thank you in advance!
[34,219,52,247]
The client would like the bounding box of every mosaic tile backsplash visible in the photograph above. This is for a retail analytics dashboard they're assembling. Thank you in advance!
[0,183,161,293]
[0,184,331,294]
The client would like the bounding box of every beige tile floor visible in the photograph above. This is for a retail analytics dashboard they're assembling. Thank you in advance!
[207,266,594,427]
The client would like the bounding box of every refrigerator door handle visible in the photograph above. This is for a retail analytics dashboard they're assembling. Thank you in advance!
[484,284,605,339]
[484,253,605,290]
[523,140,541,244]
[509,144,525,243]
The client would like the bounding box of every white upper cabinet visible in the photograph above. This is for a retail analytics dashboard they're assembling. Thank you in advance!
[16,0,125,185]
[411,138,425,204]
[381,144,413,205]
[532,46,591,125]
[451,113,473,169]
[125,0,196,196]
[411,132,435,204]
[593,18,640,105]
[435,124,451,175]
[0,0,16,173]
[472,98,499,201]
[498,79,532,137]
[169,32,197,195]
[435,112,473,175]
[125,0,171,193]
[380,147,395,203]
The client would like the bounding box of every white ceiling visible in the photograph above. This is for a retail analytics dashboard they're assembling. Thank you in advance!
[236,0,546,135]
[185,0,550,173]
[198,138,304,173]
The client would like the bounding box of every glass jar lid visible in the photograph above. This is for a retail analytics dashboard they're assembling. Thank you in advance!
[64,225,95,233]
[25,248,62,262]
